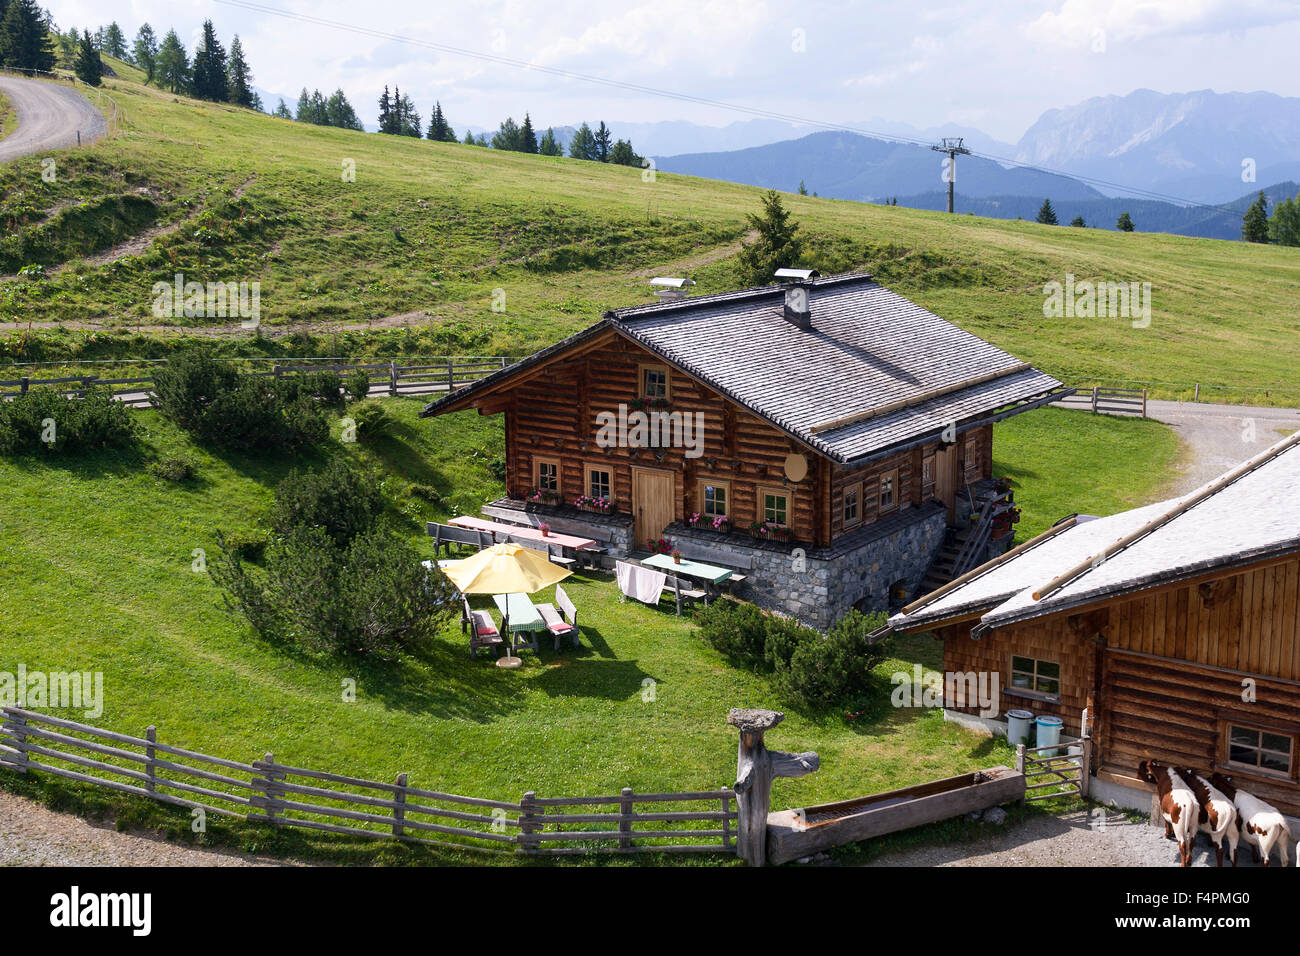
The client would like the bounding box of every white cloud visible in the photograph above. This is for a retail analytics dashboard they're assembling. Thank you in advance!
[1025,0,1300,48]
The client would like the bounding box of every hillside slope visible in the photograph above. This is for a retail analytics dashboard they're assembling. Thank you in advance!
[0,66,1298,404]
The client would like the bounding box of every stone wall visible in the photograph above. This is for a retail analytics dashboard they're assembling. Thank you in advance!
[666,501,948,630]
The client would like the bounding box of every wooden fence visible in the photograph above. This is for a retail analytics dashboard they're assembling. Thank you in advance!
[0,707,735,857]
[1052,386,1147,417]
[0,357,513,406]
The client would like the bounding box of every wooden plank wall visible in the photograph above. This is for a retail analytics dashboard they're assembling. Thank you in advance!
[505,334,823,543]
[940,617,1095,736]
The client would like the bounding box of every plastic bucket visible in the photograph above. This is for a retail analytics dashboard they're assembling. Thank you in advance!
[1006,709,1035,747]
[1036,715,1063,756]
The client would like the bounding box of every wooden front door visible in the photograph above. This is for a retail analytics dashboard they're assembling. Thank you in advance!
[632,467,675,550]
[935,444,959,522]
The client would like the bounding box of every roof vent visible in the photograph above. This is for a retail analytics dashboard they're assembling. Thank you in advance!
[650,276,695,300]
[776,269,818,329]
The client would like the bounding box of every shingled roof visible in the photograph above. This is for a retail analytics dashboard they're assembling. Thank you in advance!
[421,271,1062,465]
[885,429,1300,635]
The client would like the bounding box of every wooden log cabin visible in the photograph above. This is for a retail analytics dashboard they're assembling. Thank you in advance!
[882,430,1300,815]
[421,270,1061,629]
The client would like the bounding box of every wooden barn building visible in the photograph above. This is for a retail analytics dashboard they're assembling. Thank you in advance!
[883,430,1300,814]
[422,270,1061,628]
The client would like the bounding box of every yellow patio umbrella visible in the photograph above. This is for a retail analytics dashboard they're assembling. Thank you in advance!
[439,542,571,595]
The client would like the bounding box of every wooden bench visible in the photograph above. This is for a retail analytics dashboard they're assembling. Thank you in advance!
[676,544,754,590]
[662,574,708,615]
[505,535,578,570]
[483,505,616,569]
[428,522,491,556]
[535,584,581,650]
[462,597,504,659]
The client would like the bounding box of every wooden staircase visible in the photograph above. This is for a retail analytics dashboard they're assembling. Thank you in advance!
[920,482,1016,595]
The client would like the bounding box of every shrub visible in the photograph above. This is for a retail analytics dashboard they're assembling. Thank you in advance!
[349,400,391,440]
[270,460,385,548]
[696,599,770,668]
[211,525,453,658]
[772,610,888,711]
[221,528,268,563]
[0,387,135,455]
[147,456,197,481]
[151,349,333,451]
[407,483,442,504]
[345,369,371,403]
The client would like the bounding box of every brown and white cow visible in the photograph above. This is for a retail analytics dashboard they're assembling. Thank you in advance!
[1139,760,1197,867]
[1211,773,1291,867]
[1177,768,1239,867]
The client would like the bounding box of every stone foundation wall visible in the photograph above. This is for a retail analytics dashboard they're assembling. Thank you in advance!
[668,502,948,630]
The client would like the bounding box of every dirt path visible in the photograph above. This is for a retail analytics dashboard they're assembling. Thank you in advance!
[862,806,1277,867]
[0,789,290,866]
[1145,399,1300,495]
[0,76,105,164]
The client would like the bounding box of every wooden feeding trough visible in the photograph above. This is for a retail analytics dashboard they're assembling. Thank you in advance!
[765,765,1025,864]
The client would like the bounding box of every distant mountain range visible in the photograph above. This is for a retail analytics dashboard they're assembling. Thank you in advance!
[1015,89,1300,204]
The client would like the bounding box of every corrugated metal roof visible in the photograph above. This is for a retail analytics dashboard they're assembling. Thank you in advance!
[889,431,1300,633]
[423,272,1061,464]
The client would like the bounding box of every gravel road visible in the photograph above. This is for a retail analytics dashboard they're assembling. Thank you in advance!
[1145,400,1300,495]
[0,76,106,164]
[0,790,289,867]
[862,807,1282,867]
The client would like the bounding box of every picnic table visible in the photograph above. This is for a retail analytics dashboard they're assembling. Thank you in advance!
[449,515,596,551]
[493,592,546,653]
[642,553,733,587]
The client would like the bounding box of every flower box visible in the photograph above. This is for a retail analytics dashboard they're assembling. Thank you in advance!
[748,520,792,542]
[686,512,731,535]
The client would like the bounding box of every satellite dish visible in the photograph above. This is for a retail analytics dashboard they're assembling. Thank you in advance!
[784,453,808,483]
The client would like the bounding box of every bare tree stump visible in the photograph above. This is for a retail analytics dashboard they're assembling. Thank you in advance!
[728,708,818,866]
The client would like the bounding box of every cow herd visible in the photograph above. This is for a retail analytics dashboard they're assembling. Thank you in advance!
[1139,760,1291,867]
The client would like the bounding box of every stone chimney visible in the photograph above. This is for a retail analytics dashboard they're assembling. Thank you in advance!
[775,268,818,329]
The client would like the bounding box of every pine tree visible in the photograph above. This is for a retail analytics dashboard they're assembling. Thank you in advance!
[325,89,362,130]
[377,85,393,134]
[736,190,804,286]
[520,113,538,153]
[155,29,189,93]
[1117,211,1135,232]
[272,98,292,120]
[1268,190,1300,246]
[190,20,228,102]
[103,21,126,59]
[462,128,476,145]
[568,122,595,160]
[73,29,102,86]
[492,116,521,150]
[0,0,56,72]
[1069,215,1086,227]
[226,35,254,108]
[609,139,642,167]
[398,93,421,136]
[1036,198,1058,225]
[538,127,560,156]
[797,180,808,196]
[594,121,612,161]
[1241,191,1270,243]
[133,23,158,82]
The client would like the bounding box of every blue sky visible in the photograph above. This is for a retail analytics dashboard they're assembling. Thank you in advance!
[48,0,1300,142]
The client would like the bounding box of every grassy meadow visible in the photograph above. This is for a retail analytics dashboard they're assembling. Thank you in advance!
[0,62,1297,403]
[0,402,1174,862]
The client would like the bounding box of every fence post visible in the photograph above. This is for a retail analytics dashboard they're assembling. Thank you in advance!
[5,711,29,774]
[144,725,156,795]
[393,772,408,839]
[1194,383,1200,402]
[1079,737,1092,798]
[389,361,398,397]
[273,365,282,381]
[1141,389,1147,419]
[1090,386,1098,414]
[447,358,454,391]
[618,787,634,851]
[19,377,28,396]
[254,752,285,826]
[721,787,732,850]
[517,790,538,855]
[728,708,818,866]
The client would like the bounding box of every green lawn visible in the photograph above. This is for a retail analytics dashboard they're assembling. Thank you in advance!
[1,62,1299,404]
[0,401,1177,862]
[0,88,14,144]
